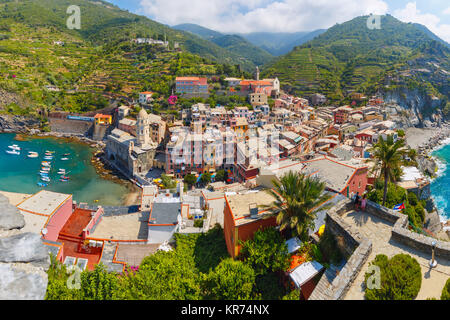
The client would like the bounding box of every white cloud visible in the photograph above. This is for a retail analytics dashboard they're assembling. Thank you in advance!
[444,7,450,15]
[394,2,450,43]
[138,0,388,33]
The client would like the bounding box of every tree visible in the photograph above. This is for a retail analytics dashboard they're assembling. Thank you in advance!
[161,174,177,189]
[239,227,290,276]
[268,171,330,241]
[441,278,450,300]
[364,254,422,300]
[201,172,211,185]
[183,173,196,187]
[367,135,408,206]
[214,169,226,182]
[203,258,256,300]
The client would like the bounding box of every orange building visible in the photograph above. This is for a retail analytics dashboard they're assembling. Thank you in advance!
[94,113,112,125]
[223,189,278,258]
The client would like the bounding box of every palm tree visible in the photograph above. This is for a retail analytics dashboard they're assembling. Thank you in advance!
[267,171,330,241]
[367,135,407,206]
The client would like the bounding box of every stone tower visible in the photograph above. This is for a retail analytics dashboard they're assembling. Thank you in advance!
[137,108,150,146]
[255,66,260,81]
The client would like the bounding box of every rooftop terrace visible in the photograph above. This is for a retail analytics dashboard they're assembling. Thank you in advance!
[17,190,71,216]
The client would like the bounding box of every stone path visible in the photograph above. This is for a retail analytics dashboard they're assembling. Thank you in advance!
[342,210,450,300]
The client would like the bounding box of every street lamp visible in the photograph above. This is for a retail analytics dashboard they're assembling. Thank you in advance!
[429,240,437,268]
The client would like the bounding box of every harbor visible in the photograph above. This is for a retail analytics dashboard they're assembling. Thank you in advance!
[0,133,133,206]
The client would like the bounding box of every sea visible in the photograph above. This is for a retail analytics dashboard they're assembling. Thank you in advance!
[430,138,450,222]
[0,133,129,206]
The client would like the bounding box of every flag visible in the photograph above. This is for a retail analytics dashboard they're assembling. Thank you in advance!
[393,203,405,211]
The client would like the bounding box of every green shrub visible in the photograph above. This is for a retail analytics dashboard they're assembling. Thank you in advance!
[364,254,422,300]
[239,227,290,276]
[203,258,256,300]
[441,278,450,300]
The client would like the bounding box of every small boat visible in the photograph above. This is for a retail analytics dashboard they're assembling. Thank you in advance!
[43,157,53,161]
[59,178,69,182]
[6,150,20,155]
[60,176,70,180]
[41,176,50,182]
[42,162,51,167]
[8,144,20,151]
[61,157,69,161]
[46,150,55,154]
[39,171,49,175]
[41,167,50,171]
[27,152,39,158]
[57,169,66,174]
[37,182,48,187]
[62,153,70,156]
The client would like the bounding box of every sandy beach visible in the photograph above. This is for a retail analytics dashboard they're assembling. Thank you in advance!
[0,190,31,206]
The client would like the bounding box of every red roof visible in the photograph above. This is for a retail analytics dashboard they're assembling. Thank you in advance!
[240,80,272,86]
[176,77,207,85]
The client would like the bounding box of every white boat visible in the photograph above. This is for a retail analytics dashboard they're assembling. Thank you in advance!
[41,176,50,182]
[61,157,69,161]
[6,150,20,155]
[57,169,66,174]
[28,152,39,158]
[8,144,20,151]
[42,162,51,167]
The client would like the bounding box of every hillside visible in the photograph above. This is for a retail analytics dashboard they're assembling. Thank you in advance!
[239,30,326,56]
[0,0,247,115]
[0,0,258,70]
[263,15,450,105]
[173,23,274,66]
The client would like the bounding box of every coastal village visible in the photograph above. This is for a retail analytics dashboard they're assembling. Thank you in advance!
[1,66,450,301]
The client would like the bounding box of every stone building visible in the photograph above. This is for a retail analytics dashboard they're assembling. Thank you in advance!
[106,109,157,176]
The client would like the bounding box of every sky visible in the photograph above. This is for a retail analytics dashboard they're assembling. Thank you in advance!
[109,0,450,42]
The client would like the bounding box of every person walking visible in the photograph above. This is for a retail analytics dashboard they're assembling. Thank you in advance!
[360,194,367,211]
[354,192,360,210]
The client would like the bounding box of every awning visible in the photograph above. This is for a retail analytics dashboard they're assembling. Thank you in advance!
[285,237,302,254]
[289,261,324,288]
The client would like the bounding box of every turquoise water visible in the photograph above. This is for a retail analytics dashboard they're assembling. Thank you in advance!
[431,143,450,221]
[0,133,129,206]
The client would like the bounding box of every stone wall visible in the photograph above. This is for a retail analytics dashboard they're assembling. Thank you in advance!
[49,118,93,136]
[309,198,372,300]
[310,198,450,300]
[366,200,450,260]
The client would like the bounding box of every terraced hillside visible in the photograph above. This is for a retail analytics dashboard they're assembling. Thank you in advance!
[263,15,450,103]
[0,0,244,114]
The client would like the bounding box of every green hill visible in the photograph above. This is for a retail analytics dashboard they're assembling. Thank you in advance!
[173,23,274,66]
[0,0,249,114]
[0,0,257,70]
[262,15,450,103]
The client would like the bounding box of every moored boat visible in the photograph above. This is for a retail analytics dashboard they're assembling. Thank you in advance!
[8,144,20,151]
[6,149,20,155]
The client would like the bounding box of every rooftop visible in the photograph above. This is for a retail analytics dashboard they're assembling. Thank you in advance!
[303,157,361,192]
[17,190,71,216]
[226,189,278,225]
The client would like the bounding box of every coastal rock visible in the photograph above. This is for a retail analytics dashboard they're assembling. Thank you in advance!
[0,201,25,230]
[0,115,40,133]
[0,233,49,265]
[0,263,48,300]
[424,210,443,234]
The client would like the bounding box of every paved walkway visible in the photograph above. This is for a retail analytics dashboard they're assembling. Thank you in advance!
[342,210,450,300]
